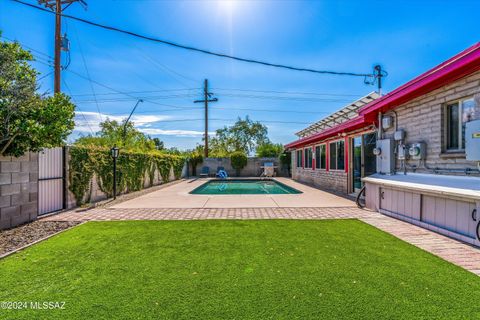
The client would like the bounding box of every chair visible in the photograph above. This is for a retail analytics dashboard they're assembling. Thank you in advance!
[261,162,276,177]
[216,166,228,179]
[199,166,210,178]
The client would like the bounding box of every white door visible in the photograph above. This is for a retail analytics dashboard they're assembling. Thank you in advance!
[38,147,64,215]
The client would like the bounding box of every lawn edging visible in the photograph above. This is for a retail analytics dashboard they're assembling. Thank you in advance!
[0,221,86,260]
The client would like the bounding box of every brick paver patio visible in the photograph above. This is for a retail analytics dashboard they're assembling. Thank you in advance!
[42,206,480,276]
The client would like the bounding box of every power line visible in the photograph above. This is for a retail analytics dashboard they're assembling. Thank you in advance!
[64,68,192,110]
[8,40,368,103]
[13,0,374,78]
[77,118,312,125]
[74,104,330,115]
[63,79,96,135]
[213,87,363,97]
[72,22,103,121]
[70,88,200,97]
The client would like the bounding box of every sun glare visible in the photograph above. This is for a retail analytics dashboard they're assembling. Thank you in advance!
[217,0,239,13]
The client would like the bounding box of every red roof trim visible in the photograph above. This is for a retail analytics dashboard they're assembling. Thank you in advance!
[286,42,480,150]
[285,116,365,148]
[359,42,480,115]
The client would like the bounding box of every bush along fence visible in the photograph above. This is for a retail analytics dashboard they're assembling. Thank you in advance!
[67,146,186,206]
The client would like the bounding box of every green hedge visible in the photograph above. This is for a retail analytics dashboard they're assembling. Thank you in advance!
[68,146,185,206]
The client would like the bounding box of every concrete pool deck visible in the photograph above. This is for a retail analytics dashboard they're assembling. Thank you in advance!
[110,178,355,209]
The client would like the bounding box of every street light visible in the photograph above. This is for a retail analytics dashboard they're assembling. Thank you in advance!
[110,145,119,199]
[123,99,144,145]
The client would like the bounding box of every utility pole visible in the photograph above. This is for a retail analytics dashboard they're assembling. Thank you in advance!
[373,65,384,95]
[194,79,218,158]
[39,0,87,93]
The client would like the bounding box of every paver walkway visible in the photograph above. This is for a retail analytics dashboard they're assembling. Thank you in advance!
[43,206,480,276]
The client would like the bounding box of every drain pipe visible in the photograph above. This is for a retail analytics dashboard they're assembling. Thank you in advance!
[377,112,383,140]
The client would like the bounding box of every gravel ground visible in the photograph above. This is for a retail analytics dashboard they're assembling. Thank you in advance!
[0,220,80,257]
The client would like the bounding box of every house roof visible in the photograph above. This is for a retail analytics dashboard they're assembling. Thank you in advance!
[295,92,380,138]
[359,42,480,120]
[286,42,480,149]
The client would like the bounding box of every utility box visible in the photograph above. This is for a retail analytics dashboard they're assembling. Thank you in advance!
[466,120,480,161]
[397,144,407,160]
[382,116,393,130]
[376,139,395,174]
[408,142,426,160]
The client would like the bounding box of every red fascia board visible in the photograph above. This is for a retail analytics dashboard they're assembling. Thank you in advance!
[359,42,480,116]
[286,42,480,150]
[285,116,366,149]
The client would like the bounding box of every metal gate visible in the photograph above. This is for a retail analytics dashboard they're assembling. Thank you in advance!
[38,147,65,215]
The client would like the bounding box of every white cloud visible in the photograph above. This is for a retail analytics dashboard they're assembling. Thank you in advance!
[73,111,214,138]
[74,111,171,133]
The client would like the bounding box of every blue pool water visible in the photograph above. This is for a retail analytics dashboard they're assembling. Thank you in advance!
[190,179,302,195]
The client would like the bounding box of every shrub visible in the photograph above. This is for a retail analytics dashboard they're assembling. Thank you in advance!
[230,151,247,176]
[68,146,185,205]
[188,152,203,176]
[279,151,292,176]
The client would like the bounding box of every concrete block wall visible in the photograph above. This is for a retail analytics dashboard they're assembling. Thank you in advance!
[0,153,38,230]
[195,157,284,177]
[65,149,184,209]
[382,70,480,175]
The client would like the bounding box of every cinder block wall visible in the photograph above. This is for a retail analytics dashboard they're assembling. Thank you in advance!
[0,153,38,230]
[195,157,283,177]
[65,147,183,209]
[382,70,480,175]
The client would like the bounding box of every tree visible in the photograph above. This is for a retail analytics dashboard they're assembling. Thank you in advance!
[152,137,164,151]
[256,142,284,158]
[209,116,269,156]
[75,119,156,152]
[279,151,292,176]
[230,151,247,176]
[0,38,75,156]
[187,148,203,176]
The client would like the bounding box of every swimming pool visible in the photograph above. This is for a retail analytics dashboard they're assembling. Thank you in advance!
[190,179,302,195]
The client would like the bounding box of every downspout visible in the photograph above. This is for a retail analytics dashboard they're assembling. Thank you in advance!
[377,112,383,140]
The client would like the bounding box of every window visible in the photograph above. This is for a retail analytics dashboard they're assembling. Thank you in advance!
[446,97,479,150]
[329,140,345,170]
[304,148,313,168]
[296,149,303,168]
[315,145,326,169]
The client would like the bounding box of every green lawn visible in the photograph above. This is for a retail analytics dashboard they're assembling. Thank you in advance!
[1,220,479,319]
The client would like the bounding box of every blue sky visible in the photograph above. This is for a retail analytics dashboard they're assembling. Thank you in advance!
[1,0,479,150]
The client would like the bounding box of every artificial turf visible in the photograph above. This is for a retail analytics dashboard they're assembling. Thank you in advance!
[0,219,479,319]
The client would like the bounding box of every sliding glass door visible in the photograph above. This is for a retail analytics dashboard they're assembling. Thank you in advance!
[351,133,377,193]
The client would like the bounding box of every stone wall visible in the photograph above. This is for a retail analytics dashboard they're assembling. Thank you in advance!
[0,153,38,229]
[195,157,286,177]
[382,70,480,175]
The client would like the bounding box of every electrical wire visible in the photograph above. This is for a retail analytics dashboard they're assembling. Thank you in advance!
[62,79,96,135]
[75,116,312,125]
[72,23,103,121]
[37,70,54,81]
[13,0,374,78]
[98,106,330,115]
[70,88,200,97]
[213,87,363,97]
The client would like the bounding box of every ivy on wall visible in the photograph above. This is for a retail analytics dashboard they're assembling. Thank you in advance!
[68,146,185,205]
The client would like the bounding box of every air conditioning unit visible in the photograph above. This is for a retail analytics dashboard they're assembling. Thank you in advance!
[466,120,480,161]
